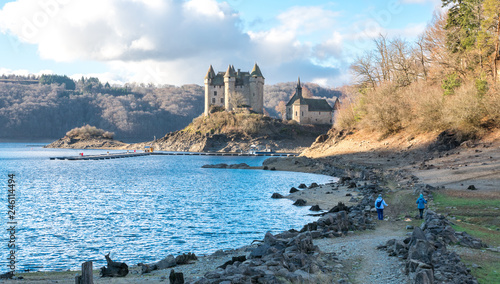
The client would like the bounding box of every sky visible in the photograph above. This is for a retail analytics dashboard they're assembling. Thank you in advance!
[0,0,443,87]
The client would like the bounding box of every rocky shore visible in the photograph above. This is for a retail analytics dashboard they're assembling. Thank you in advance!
[20,129,500,283]
[44,136,128,149]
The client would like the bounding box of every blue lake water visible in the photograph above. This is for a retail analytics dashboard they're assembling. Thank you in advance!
[0,143,334,272]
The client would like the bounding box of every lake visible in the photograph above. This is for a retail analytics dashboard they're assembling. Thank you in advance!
[0,143,334,272]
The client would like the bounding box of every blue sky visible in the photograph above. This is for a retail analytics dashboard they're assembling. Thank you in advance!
[0,0,442,87]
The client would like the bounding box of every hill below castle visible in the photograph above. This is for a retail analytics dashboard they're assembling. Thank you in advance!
[128,112,331,153]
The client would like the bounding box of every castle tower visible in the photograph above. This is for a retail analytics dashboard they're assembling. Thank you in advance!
[249,63,265,113]
[204,65,216,116]
[224,65,236,111]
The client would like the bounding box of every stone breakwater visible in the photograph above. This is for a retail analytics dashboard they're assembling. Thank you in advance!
[379,210,486,284]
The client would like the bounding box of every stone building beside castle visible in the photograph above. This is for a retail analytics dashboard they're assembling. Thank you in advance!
[204,64,265,115]
[286,78,338,125]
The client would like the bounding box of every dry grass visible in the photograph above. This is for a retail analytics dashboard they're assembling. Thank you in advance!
[334,79,500,139]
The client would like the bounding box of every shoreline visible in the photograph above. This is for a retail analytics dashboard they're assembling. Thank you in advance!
[10,130,500,282]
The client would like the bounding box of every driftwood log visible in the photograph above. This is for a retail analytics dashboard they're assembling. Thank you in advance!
[169,269,184,284]
[100,253,128,277]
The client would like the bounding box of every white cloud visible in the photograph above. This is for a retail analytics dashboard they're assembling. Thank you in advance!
[0,1,349,87]
[0,0,246,62]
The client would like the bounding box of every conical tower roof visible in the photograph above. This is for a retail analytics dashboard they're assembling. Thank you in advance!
[250,63,264,78]
[205,65,216,79]
[224,64,236,77]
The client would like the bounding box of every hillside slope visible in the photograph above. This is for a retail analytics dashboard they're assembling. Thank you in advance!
[129,112,331,153]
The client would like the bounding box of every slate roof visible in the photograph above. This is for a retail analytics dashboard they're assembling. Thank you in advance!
[302,98,333,111]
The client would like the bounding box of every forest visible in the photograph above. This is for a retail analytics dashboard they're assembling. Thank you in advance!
[336,0,500,138]
[0,75,340,141]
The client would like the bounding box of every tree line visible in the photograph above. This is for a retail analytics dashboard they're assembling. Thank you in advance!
[0,76,340,141]
[338,0,500,138]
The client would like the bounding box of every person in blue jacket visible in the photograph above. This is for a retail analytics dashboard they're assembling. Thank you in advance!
[374,194,388,220]
[416,194,427,219]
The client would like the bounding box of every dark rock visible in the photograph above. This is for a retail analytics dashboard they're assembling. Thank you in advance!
[328,202,349,213]
[249,244,271,258]
[169,269,184,284]
[271,193,284,199]
[263,166,269,170]
[338,177,351,184]
[155,255,177,270]
[309,183,319,188]
[347,182,357,188]
[0,272,13,279]
[467,185,477,190]
[218,256,247,269]
[293,199,307,206]
[201,163,228,168]
[298,183,307,189]
[270,167,276,171]
[309,205,321,211]
[315,134,328,143]
[175,253,197,265]
[289,187,299,193]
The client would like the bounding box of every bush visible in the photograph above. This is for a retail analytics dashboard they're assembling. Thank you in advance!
[443,81,487,137]
[66,125,114,140]
[442,73,461,96]
[358,82,409,135]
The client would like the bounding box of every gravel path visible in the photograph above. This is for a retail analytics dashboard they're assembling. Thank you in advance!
[315,221,410,284]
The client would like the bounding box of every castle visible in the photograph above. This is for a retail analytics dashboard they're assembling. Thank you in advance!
[285,78,337,125]
[204,64,265,115]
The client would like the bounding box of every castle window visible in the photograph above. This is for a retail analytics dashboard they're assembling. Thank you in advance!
[319,112,321,115]
[301,111,304,116]
[214,91,217,96]
[253,93,255,97]
[295,111,297,117]
[212,98,216,103]
[220,98,224,103]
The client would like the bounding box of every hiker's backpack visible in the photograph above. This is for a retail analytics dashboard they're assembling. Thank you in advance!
[376,200,382,208]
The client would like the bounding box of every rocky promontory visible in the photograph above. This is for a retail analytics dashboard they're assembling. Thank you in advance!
[128,112,330,153]
[44,125,128,149]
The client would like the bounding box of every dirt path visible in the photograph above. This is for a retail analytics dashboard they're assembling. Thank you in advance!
[315,221,410,284]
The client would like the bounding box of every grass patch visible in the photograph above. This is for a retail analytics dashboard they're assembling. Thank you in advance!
[458,250,500,284]
[432,191,500,246]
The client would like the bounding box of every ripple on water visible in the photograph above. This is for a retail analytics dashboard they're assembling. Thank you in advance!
[0,144,335,271]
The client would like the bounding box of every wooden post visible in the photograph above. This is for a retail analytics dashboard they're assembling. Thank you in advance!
[75,261,93,284]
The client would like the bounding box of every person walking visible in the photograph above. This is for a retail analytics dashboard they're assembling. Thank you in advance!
[375,194,388,220]
[416,194,427,219]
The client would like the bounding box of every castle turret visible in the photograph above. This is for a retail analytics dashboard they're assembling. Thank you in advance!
[249,63,265,113]
[224,65,236,110]
[204,65,216,115]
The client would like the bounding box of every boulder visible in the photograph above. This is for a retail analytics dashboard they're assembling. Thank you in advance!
[271,193,284,199]
[298,183,307,189]
[289,187,299,193]
[309,205,321,211]
[293,199,307,206]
